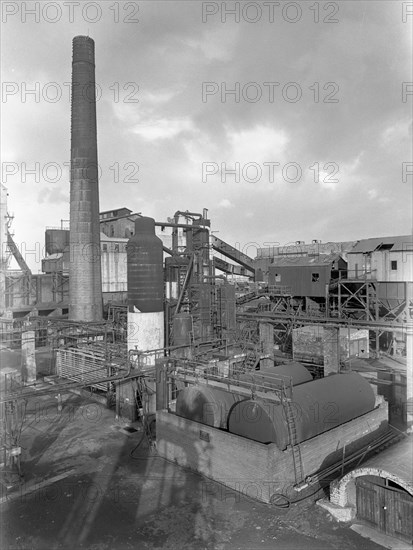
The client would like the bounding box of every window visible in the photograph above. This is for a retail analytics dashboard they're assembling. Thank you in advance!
[363,253,371,273]
[102,244,107,252]
[312,272,320,282]
[110,225,115,237]
[114,244,119,253]
[391,260,397,271]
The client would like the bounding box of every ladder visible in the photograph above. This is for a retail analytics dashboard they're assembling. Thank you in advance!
[283,395,304,486]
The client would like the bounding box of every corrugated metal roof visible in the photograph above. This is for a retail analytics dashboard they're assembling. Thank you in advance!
[268,253,342,267]
[349,235,413,253]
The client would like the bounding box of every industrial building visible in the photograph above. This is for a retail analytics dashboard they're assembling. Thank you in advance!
[1,35,412,548]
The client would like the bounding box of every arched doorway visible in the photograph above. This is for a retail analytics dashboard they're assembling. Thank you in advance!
[332,468,413,543]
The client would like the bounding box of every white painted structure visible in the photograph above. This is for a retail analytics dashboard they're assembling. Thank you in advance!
[347,235,413,282]
[127,309,164,365]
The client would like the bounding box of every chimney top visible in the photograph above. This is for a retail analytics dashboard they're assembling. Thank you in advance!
[72,36,95,64]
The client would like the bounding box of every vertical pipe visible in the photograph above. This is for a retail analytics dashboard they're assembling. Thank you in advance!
[69,36,102,321]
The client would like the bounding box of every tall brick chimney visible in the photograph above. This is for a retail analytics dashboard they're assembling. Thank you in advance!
[69,36,102,321]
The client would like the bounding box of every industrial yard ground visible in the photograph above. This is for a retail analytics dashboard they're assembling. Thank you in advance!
[0,386,386,550]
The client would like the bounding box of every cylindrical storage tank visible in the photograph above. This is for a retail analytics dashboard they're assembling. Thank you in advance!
[176,385,244,428]
[238,362,312,390]
[173,313,193,346]
[270,362,313,385]
[228,399,288,447]
[228,372,376,450]
[127,217,163,313]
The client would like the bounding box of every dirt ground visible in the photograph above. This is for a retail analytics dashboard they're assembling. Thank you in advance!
[1,390,382,550]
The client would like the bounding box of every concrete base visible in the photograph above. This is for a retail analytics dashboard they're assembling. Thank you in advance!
[317,498,355,522]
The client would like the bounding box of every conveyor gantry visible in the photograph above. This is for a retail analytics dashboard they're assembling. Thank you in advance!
[211,236,255,278]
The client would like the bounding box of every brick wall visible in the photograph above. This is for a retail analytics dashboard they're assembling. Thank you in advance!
[156,410,278,501]
[299,400,388,477]
[156,399,388,504]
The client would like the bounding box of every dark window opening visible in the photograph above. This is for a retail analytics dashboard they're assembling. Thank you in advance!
[110,225,115,237]
[312,272,320,282]
[376,243,393,251]
[391,260,397,270]
[102,244,107,252]
[114,244,119,252]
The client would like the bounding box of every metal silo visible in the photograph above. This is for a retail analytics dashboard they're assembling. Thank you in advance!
[127,217,164,366]
[127,217,163,313]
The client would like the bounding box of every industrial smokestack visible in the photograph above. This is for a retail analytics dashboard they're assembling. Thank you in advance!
[69,36,102,321]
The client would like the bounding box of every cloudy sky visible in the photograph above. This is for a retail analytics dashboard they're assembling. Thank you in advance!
[1,0,412,271]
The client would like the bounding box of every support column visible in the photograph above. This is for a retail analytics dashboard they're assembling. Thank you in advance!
[375,329,380,358]
[21,329,36,384]
[259,322,274,369]
[406,325,413,432]
[155,360,168,411]
[325,283,330,317]
[323,324,340,375]
[406,282,413,432]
